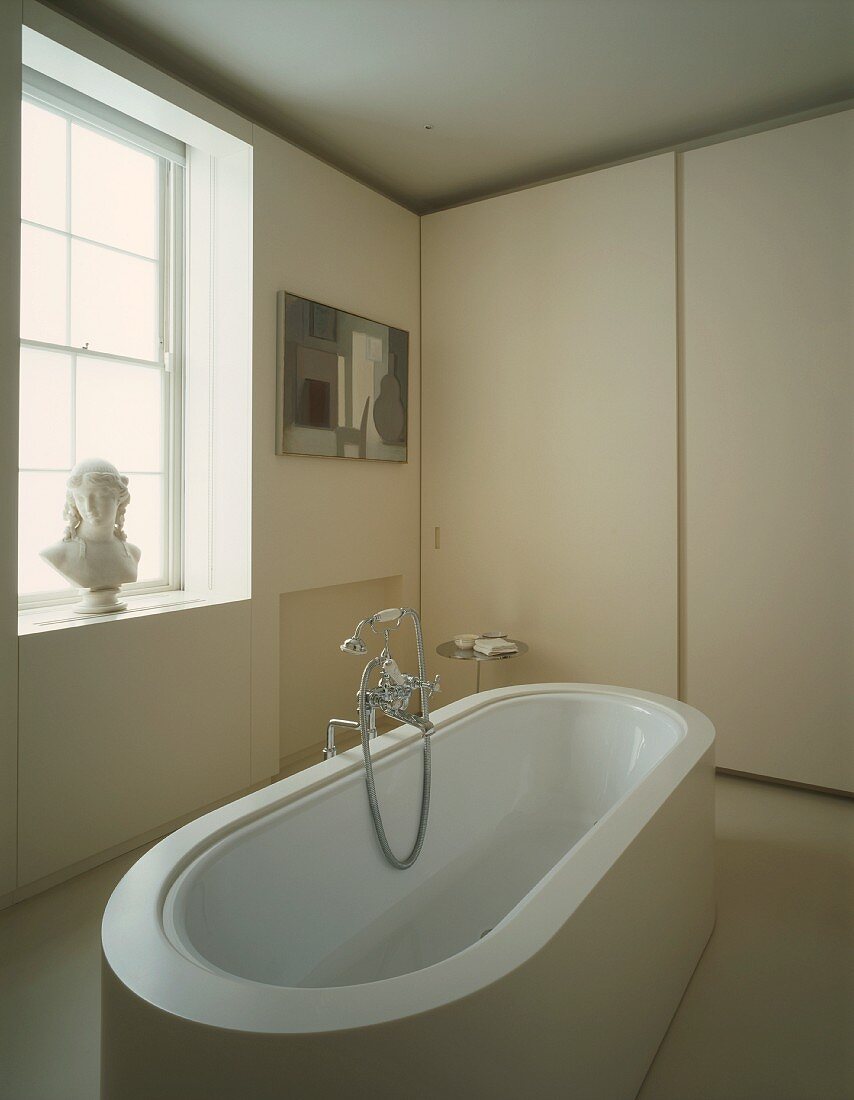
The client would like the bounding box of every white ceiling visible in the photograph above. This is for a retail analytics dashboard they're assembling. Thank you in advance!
[50,0,854,212]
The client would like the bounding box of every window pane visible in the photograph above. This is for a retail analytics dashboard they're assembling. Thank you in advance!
[21,100,67,231]
[125,473,164,582]
[20,224,68,344]
[71,123,158,258]
[19,347,72,469]
[76,356,163,472]
[19,470,73,596]
[70,239,157,361]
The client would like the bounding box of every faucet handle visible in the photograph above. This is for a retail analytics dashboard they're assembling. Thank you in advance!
[382,656,406,685]
[404,671,440,695]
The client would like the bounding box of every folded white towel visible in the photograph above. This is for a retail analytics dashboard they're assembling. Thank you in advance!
[474,637,518,657]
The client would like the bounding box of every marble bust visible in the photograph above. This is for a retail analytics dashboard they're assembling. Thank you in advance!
[40,458,141,615]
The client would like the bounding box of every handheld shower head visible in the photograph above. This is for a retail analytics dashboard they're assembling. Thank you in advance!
[340,610,399,655]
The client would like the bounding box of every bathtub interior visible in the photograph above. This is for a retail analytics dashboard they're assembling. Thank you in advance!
[165,692,683,990]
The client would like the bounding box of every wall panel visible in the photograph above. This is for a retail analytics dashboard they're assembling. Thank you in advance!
[421,155,678,703]
[682,111,853,790]
[18,603,251,884]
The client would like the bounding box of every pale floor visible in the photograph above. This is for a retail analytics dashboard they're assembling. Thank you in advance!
[0,775,850,1100]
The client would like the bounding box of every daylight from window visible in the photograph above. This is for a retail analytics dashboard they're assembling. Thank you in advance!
[18,95,178,603]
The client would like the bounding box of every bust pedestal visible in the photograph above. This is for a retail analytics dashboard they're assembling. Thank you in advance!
[73,587,127,616]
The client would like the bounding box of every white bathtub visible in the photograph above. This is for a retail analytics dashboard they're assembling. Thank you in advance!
[101,684,715,1099]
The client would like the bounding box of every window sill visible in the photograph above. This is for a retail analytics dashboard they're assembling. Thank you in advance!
[17,590,231,636]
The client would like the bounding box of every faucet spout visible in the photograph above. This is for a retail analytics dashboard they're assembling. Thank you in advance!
[382,706,434,736]
[323,717,360,759]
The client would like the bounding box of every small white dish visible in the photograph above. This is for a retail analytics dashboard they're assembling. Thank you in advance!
[480,631,508,639]
[454,634,479,650]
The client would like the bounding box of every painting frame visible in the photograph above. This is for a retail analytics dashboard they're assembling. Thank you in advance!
[276,291,409,463]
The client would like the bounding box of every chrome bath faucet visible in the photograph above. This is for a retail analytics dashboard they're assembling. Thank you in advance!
[324,608,439,758]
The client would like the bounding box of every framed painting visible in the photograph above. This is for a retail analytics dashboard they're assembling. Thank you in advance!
[276,292,408,462]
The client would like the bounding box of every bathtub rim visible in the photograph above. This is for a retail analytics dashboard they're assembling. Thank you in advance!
[102,683,715,1035]
[160,687,687,984]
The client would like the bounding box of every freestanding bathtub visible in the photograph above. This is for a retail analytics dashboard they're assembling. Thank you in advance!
[101,684,715,1099]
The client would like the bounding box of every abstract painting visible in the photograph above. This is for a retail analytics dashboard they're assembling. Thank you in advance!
[276,292,408,461]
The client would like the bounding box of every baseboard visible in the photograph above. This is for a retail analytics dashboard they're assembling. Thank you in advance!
[0,776,273,912]
[716,767,853,801]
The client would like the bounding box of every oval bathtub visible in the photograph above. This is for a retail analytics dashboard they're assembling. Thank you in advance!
[101,684,715,1099]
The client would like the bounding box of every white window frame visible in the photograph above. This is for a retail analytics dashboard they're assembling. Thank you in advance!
[18,75,185,611]
[19,19,253,634]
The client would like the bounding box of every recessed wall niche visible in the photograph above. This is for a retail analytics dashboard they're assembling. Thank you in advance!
[279,575,415,767]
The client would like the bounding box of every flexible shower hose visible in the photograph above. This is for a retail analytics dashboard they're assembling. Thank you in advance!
[357,609,432,869]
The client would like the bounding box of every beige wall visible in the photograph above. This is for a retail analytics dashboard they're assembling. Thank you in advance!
[0,1,21,896]
[17,603,251,884]
[1,6,421,898]
[682,111,853,792]
[0,9,256,899]
[251,125,421,769]
[4,0,850,904]
[421,154,678,703]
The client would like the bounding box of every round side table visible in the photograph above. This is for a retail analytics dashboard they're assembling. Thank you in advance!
[436,639,528,693]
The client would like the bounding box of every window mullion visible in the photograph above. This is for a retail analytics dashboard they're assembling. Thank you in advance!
[66,116,74,471]
[169,163,186,594]
[65,115,71,348]
[21,220,160,267]
[70,351,77,468]
[160,160,170,368]
[158,157,170,589]
[20,338,162,371]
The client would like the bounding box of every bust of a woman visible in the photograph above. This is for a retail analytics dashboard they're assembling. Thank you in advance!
[40,458,141,615]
